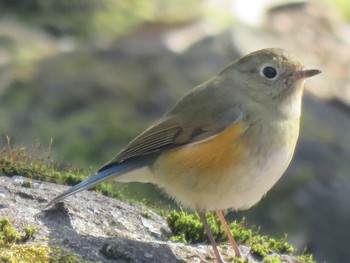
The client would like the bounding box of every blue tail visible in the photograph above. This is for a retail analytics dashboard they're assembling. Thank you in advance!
[46,160,141,207]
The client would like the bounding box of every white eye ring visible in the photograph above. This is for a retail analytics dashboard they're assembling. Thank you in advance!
[260,65,278,80]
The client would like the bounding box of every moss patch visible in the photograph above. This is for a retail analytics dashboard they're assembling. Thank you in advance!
[0,217,89,263]
[166,210,314,262]
[0,245,90,263]
[0,217,36,244]
[0,138,127,202]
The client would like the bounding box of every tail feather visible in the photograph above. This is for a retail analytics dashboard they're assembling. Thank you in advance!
[46,161,138,208]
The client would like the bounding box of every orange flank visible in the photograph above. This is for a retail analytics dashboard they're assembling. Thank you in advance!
[167,121,247,171]
[157,121,249,195]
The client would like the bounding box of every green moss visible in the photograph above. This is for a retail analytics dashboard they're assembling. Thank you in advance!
[251,241,272,258]
[21,180,32,188]
[51,250,90,263]
[0,245,90,263]
[166,211,225,244]
[268,236,294,254]
[166,210,315,262]
[22,226,37,242]
[0,217,37,245]
[59,172,87,186]
[0,217,22,244]
[141,210,153,219]
[263,256,282,263]
[0,217,90,262]
[0,140,130,204]
[170,232,187,244]
[0,245,53,262]
[233,257,249,263]
[297,254,315,263]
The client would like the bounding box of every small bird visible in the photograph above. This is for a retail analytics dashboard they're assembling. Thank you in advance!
[47,48,321,262]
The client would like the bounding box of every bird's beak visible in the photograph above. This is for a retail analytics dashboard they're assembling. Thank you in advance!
[295,69,321,79]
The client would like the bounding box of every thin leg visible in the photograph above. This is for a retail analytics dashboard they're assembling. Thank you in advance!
[216,210,241,258]
[198,211,224,263]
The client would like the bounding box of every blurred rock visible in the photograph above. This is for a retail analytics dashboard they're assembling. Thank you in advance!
[265,0,350,105]
[293,175,350,262]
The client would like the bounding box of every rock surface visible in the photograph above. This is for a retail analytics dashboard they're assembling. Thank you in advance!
[0,175,301,263]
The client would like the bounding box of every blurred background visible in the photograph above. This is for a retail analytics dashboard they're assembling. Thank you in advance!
[0,0,349,262]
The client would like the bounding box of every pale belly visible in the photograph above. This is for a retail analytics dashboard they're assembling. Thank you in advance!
[152,146,293,211]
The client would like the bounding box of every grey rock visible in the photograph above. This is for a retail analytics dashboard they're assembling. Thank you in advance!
[0,175,302,262]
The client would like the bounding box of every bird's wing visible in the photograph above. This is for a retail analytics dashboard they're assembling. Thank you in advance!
[98,109,245,172]
[107,116,183,164]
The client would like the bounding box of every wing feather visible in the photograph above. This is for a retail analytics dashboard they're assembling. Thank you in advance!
[116,126,181,161]
[98,112,244,173]
[98,117,183,171]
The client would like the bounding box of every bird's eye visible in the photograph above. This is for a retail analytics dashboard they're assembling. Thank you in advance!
[261,66,278,80]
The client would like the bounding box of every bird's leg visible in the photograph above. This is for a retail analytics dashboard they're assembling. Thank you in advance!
[216,210,241,258]
[198,211,224,263]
